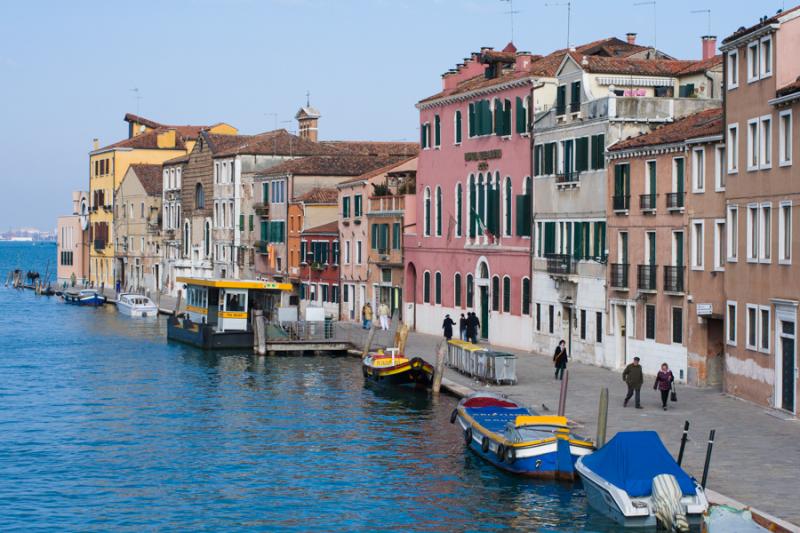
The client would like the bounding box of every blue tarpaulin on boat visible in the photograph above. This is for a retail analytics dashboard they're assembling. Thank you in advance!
[581,431,696,497]
[465,407,530,433]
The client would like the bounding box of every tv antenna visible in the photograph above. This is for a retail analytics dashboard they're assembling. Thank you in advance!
[544,2,572,49]
[265,113,278,130]
[500,0,520,42]
[634,1,657,55]
[130,88,142,115]
[305,90,311,107]
[690,8,712,35]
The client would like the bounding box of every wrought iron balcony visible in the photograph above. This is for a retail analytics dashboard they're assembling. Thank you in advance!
[640,193,657,211]
[556,170,581,185]
[93,239,106,252]
[663,265,685,293]
[666,192,685,211]
[254,240,269,254]
[613,194,631,212]
[569,100,581,113]
[253,202,269,216]
[555,104,566,116]
[545,253,574,275]
[609,263,629,289]
[637,264,657,291]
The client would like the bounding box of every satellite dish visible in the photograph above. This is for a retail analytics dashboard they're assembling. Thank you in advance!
[80,199,89,230]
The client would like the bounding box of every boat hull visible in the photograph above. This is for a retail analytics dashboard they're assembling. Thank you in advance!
[362,357,434,389]
[63,292,106,306]
[167,316,254,349]
[117,303,158,317]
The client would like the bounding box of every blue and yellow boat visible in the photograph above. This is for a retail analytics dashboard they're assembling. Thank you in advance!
[451,392,594,480]
[362,350,434,390]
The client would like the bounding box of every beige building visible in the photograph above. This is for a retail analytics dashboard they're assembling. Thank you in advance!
[56,191,90,287]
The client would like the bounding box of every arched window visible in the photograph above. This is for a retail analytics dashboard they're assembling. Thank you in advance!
[195,183,204,209]
[454,272,462,307]
[183,220,190,257]
[491,275,500,311]
[435,186,443,236]
[435,271,442,304]
[423,271,431,303]
[468,174,476,238]
[466,274,474,308]
[455,183,463,237]
[502,276,511,313]
[423,187,431,237]
[477,173,485,229]
[454,110,462,144]
[204,220,210,258]
[504,177,512,236]
[521,277,531,315]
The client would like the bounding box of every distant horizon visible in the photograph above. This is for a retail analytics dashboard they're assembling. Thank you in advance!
[0,0,790,228]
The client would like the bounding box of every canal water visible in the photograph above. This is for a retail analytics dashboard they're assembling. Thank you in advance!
[0,243,618,532]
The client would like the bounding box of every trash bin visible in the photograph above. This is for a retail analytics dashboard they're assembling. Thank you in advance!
[483,350,517,384]
[324,316,334,339]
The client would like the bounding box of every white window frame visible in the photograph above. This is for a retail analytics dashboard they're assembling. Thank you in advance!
[759,115,772,170]
[726,300,737,346]
[727,50,739,89]
[691,220,704,270]
[759,35,773,79]
[758,305,771,354]
[644,158,656,194]
[745,303,758,350]
[747,41,759,83]
[727,124,738,174]
[779,110,793,167]
[692,147,705,193]
[344,240,351,264]
[715,145,726,191]
[727,204,739,262]
[747,118,759,171]
[779,201,792,265]
[759,202,772,263]
[746,203,759,262]
[713,219,726,271]
[356,240,363,265]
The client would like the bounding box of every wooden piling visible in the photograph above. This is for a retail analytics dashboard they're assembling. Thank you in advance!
[173,290,182,316]
[557,370,569,416]
[361,323,376,357]
[396,324,409,354]
[253,309,266,355]
[596,387,609,447]
[432,340,446,395]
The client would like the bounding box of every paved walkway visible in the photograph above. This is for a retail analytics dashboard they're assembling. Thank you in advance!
[338,322,800,527]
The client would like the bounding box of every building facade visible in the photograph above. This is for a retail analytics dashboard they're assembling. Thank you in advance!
[56,191,90,287]
[161,156,187,295]
[298,221,340,317]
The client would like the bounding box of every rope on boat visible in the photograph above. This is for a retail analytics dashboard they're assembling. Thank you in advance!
[652,474,689,532]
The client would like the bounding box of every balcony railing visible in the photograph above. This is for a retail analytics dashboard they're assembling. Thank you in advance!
[569,100,581,113]
[545,253,574,275]
[640,193,656,211]
[93,239,106,252]
[666,192,685,210]
[556,170,581,184]
[254,240,269,254]
[613,194,630,211]
[637,264,657,291]
[663,265,685,293]
[555,104,566,116]
[610,263,629,289]
[253,202,269,216]
[369,195,406,212]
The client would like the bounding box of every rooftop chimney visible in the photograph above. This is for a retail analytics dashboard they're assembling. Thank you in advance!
[626,32,637,45]
[702,35,717,60]
[92,138,99,150]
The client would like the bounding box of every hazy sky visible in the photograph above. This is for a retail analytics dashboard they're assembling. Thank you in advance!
[0,0,788,230]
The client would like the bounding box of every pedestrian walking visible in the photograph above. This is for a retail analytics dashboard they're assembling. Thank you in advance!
[442,314,456,340]
[466,312,480,344]
[362,303,373,330]
[459,313,467,341]
[653,362,675,411]
[553,340,568,380]
[622,356,644,408]
[378,301,391,331]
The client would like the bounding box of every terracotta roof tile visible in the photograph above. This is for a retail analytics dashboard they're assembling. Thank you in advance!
[302,220,340,234]
[319,141,419,157]
[259,154,406,178]
[569,54,718,76]
[722,5,800,44]
[211,129,340,157]
[293,187,338,204]
[337,156,417,185]
[128,164,163,196]
[609,108,723,151]
[97,128,191,151]
[777,77,800,98]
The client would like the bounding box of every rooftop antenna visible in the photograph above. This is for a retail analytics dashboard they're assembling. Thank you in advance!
[544,2,572,49]
[500,0,520,42]
[265,113,278,130]
[130,88,142,115]
[305,90,311,107]
[690,8,712,35]
[634,0,657,55]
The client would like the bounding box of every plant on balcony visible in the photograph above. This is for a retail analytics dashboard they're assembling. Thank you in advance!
[371,181,391,197]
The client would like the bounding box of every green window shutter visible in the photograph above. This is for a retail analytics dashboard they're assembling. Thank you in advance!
[420,124,427,148]
[576,137,589,171]
[573,221,584,259]
[522,278,530,315]
[382,224,389,250]
[469,176,476,238]
[239,214,244,232]
[614,164,625,196]
[571,81,581,107]
[676,158,685,194]
[483,100,493,135]
[456,184,462,235]
[468,104,476,137]
[515,194,531,237]
[474,101,482,135]
[593,134,605,169]
[434,114,441,146]
[556,85,566,114]
[544,222,556,254]
[565,222,573,255]
[343,196,350,218]
[248,214,254,231]
[300,240,306,261]
[516,96,526,134]
[436,187,442,235]
[503,99,511,136]
[648,160,657,195]
[563,139,574,173]
[355,195,362,216]
[455,111,462,143]
[262,182,269,203]
[494,98,504,136]
[505,179,512,235]
[435,272,441,304]
[491,276,499,311]
[544,143,555,174]
[423,272,430,303]
[455,274,462,306]
[371,224,378,249]
[503,277,511,312]
[534,145,542,175]
[392,222,400,249]
[260,220,268,241]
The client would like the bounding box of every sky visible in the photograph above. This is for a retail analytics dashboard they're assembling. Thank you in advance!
[0,0,789,230]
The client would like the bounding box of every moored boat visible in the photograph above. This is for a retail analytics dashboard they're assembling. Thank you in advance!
[575,431,708,529]
[452,392,594,480]
[116,293,158,317]
[362,350,434,389]
[63,288,106,306]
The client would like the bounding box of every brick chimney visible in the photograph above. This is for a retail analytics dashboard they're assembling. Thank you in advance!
[702,35,717,60]
[626,32,637,45]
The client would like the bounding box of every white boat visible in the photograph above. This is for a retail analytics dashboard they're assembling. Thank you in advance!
[116,293,158,317]
[575,431,708,530]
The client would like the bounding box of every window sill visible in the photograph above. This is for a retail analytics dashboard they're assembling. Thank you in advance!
[779,259,792,266]
[728,84,738,91]
[779,160,792,168]
[746,166,759,172]
[746,258,759,263]
[759,164,773,171]
[759,258,772,264]
[692,189,705,194]
[715,187,726,193]
[728,168,738,175]
[613,209,630,216]
[691,266,705,272]
[727,257,738,263]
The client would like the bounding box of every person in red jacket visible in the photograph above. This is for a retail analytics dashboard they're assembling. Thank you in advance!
[653,362,675,411]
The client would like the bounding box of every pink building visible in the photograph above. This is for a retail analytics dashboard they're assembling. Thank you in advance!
[404,44,541,349]
[56,191,90,287]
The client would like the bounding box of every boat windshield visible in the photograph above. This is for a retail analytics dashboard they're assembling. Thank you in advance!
[505,425,570,444]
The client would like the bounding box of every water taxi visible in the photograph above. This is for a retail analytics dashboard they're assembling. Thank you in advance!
[451,392,594,480]
[362,349,434,389]
[117,293,158,317]
[63,288,106,306]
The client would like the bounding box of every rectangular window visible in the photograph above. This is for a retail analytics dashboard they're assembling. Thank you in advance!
[455,110,463,144]
[645,305,656,340]
[714,220,726,270]
[536,303,541,331]
[434,114,441,147]
[421,122,429,149]
[354,194,363,217]
[779,202,792,263]
[556,85,566,115]
[760,204,771,262]
[356,241,362,264]
[746,304,758,349]
[342,196,351,218]
[727,50,739,89]
[747,204,759,261]
[591,134,605,169]
[759,306,771,352]
[392,222,401,250]
[715,145,726,191]
[727,124,738,173]
[727,205,739,261]
[691,220,704,270]
[760,35,772,78]
[344,240,350,264]
[548,305,555,334]
[672,307,683,344]
[747,41,759,82]
[747,119,759,170]
[779,110,792,166]
[596,312,603,343]
[580,309,586,340]
[726,301,737,345]
[760,116,772,169]
[692,147,705,192]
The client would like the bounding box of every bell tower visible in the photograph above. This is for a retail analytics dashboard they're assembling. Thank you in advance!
[295,92,321,142]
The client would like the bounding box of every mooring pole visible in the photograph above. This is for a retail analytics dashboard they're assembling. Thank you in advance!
[432,340,446,395]
[701,429,716,489]
[677,420,690,466]
[596,387,609,447]
[397,324,409,354]
[557,370,569,417]
[173,289,182,316]
[361,323,377,357]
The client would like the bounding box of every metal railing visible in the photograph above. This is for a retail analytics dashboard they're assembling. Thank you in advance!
[637,264,657,291]
[666,192,685,210]
[613,194,630,211]
[545,253,574,275]
[569,100,581,113]
[610,263,629,289]
[93,239,106,252]
[275,320,336,341]
[253,202,269,216]
[640,193,657,211]
[556,170,581,184]
[664,266,685,293]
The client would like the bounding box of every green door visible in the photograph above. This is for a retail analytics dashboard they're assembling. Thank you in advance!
[675,232,684,266]
[621,232,629,264]
[480,286,489,339]
[676,159,685,194]
[648,233,656,265]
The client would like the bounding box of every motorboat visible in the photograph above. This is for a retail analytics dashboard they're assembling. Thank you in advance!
[63,288,106,306]
[575,431,709,530]
[116,293,158,317]
[362,349,434,389]
[452,392,594,480]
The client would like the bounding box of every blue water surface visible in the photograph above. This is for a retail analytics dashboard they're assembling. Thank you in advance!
[0,243,618,532]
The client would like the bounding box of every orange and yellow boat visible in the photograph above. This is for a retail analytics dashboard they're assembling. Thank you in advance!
[362,350,434,390]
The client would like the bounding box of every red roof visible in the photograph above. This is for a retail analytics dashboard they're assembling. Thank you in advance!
[293,187,339,204]
[722,5,800,44]
[259,154,406,178]
[777,77,800,98]
[569,53,721,76]
[97,128,195,151]
[127,164,163,196]
[212,129,341,157]
[302,220,339,235]
[337,156,417,185]
[609,108,723,151]
[319,140,419,157]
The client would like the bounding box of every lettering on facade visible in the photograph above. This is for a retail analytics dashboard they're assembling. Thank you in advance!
[477,162,489,171]
[696,303,713,316]
[464,149,502,162]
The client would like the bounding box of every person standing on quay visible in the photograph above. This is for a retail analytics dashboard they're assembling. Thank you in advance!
[362,303,373,330]
[442,314,456,341]
[466,312,480,344]
[553,340,568,380]
[459,313,467,341]
[654,362,675,411]
[378,301,391,331]
[622,356,643,409]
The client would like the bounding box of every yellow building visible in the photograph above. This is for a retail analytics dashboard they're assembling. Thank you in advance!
[88,114,236,287]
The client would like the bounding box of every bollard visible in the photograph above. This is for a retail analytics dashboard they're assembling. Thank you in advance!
[701,429,716,489]
[432,340,446,395]
[557,369,569,417]
[596,387,609,447]
[677,420,690,466]
[361,323,377,357]
[397,324,409,354]
[173,289,183,316]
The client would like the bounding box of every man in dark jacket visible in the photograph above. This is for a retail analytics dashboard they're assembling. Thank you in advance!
[442,314,456,340]
[466,312,480,344]
[622,356,644,408]
[459,313,467,341]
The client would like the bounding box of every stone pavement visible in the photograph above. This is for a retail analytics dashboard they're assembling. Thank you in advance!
[338,321,800,527]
